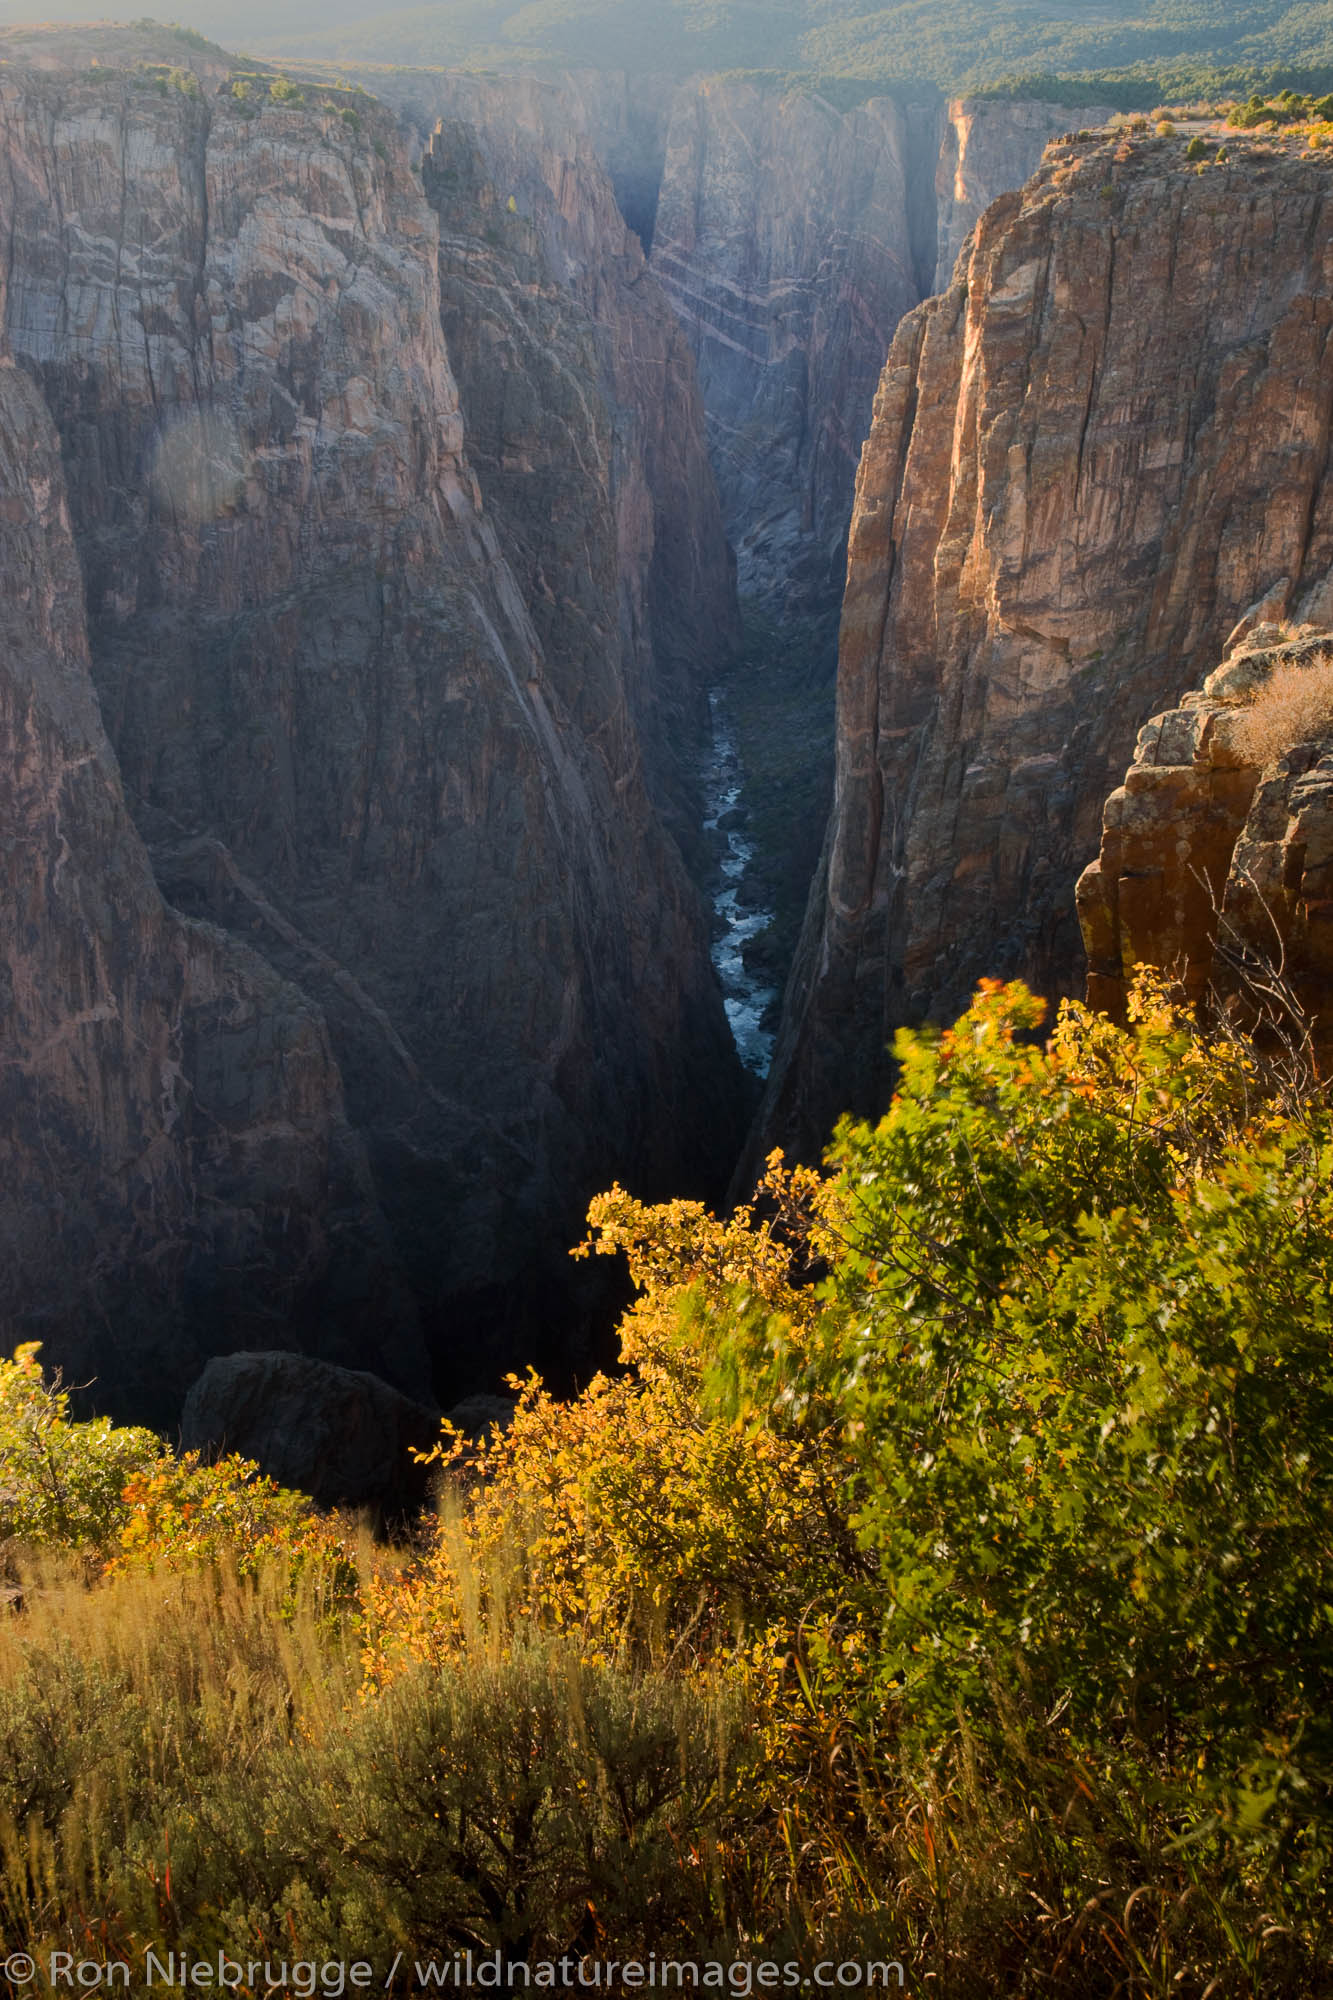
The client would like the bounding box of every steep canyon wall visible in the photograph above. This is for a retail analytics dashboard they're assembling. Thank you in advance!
[314,66,1110,622]
[649,83,927,618]
[0,344,421,1423]
[416,71,739,855]
[753,130,1333,1173]
[0,24,745,1409]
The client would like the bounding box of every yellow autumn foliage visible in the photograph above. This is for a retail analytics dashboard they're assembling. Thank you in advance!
[361,1177,859,1691]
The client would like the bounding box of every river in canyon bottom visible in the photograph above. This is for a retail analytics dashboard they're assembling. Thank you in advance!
[701,689,778,1079]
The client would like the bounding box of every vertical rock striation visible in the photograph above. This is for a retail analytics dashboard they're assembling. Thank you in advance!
[0,25,745,1403]
[753,130,1333,1174]
[418,72,740,849]
[649,81,928,617]
[0,341,421,1423]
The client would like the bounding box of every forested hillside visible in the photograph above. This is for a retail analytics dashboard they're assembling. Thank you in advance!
[20,0,1333,101]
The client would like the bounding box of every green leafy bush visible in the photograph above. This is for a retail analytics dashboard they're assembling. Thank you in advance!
[769,981,1333,1849]
[436,973,1333,1978]
[0,1345,343,1589]
[0,1345,162,1548]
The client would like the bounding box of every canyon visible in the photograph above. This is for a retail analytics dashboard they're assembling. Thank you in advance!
[339,65,1116,1047]
[335,65,1110,621]
[6,18,1333,1441]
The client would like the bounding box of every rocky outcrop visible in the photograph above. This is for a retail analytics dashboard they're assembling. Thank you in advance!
[0,344,422,1426]
[180,1349,442,1514]
[1078,627,1333,1052]
[754,129,1333,1172]
[0,24,746,1407]
[933,96,1116,289]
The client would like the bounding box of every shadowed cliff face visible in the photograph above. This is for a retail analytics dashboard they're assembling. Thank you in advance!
[0,26,746,1404]
[336,65,678,255]
[650,82,927,620]
[752,130,1333,1175]
[418,72,741,860]
[0,345,424,1424]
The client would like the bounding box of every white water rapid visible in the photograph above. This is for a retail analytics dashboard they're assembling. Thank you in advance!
[701,689,778,1078]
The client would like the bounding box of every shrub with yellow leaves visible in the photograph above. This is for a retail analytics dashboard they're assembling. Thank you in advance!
[362,1182,859,1688]
[366,970,1333,1983]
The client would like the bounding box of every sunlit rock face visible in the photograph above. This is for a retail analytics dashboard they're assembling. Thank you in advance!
[932,95,1117,290]
[751,130,1333,1175]
[0,25,746,1405]
[1078,628,1333,1061]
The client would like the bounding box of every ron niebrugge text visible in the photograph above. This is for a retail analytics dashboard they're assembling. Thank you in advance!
[17,1951,907,1994]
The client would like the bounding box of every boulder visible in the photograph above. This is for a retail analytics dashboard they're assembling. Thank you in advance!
[180,1351,443,1516]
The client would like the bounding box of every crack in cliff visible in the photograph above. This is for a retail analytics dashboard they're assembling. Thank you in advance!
[189,92,214,397]
[1292,285,1333,601]
[170,833,540,1168]
[1074,224,1116,510]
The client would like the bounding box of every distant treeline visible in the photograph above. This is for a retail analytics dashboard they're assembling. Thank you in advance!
[977,61,1333,110]
[20,4,1333,110]
[218,0,1333,101]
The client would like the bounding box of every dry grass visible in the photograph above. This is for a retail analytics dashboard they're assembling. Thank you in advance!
[1231,655,1333,765]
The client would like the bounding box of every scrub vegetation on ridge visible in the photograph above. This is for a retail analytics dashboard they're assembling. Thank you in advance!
[1,974,1330,1993]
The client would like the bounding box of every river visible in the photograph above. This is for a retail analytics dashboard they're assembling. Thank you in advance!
[700,689,778,1079]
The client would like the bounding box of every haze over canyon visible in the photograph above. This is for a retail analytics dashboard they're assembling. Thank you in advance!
[2,15,1333,1450]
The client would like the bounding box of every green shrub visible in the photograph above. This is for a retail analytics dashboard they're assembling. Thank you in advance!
[679,979,1333,1948]
[0,1345,162,1548]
